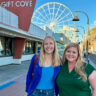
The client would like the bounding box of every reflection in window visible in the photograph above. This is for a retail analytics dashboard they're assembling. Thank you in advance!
[0,37,12,56]
[5,38,12,56]
[0,37,5,56]
[23,40,35,54]
[23,40,42,54]
[37,43,42,53]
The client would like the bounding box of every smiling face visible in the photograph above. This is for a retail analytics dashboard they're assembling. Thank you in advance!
[65,47,78,63]
[44,38,55,55]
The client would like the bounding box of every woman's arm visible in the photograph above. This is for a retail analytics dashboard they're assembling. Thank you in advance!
[26,55,36,92]
[88,71,96,96]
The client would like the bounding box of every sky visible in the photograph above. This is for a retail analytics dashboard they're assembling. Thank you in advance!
[33,0,96,41]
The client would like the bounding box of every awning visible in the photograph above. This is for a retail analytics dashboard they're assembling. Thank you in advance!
[0,23,43,42]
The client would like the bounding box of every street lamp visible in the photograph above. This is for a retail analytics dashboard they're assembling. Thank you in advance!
[75,26,86,53]
[72,10,89,62]
[72,12,79,21]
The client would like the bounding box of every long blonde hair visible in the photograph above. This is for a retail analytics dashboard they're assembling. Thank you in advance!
[62,43,87,81]
[39,36,60,67]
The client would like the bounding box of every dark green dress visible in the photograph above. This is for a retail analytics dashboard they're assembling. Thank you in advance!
[56,61,95,96]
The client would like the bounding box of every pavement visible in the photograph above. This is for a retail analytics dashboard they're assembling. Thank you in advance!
[0,57,96,96]
[88,53,96,65]
[0,60,30,96]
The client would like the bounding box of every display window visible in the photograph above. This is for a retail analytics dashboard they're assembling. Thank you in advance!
[0,37,13,56]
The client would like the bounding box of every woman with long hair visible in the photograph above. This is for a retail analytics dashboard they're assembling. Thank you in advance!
[26,36,61,96]
[56,43,96,96]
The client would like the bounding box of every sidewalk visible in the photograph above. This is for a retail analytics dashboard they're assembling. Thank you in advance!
[83,57,96,68]
[88,53,96,66]
[0,60,31,96]
[88,58,96,68]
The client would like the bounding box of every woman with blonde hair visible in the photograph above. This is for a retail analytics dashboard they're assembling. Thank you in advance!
[56,43,96,96]
[26,36,61,96]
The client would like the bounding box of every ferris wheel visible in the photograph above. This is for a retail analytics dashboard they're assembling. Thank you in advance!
[31,2,75,36]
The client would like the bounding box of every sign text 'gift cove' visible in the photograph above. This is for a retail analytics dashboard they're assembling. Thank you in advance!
[0,0,33,7]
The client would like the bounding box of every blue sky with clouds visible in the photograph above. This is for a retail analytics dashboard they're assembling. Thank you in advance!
[34,0,96,27]
[33,0,96,39]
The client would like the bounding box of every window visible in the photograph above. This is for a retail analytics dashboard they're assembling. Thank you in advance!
[0,37,5,56]
[23,40,35,54]
[0,37,13,56]
[5,37,12,56]
[37,43,42,53]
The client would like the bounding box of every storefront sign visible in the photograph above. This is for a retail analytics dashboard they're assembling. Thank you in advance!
[0,0,36,31]
[0,0,32,7]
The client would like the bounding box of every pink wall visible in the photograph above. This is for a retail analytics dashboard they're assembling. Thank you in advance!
[0,0,36,58]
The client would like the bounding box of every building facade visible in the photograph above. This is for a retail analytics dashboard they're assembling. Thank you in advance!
[88,26,96,53]
[0,0,70,66]
[0,0,51,66]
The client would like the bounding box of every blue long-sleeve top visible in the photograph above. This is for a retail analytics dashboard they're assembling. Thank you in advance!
[25,54,60,96]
